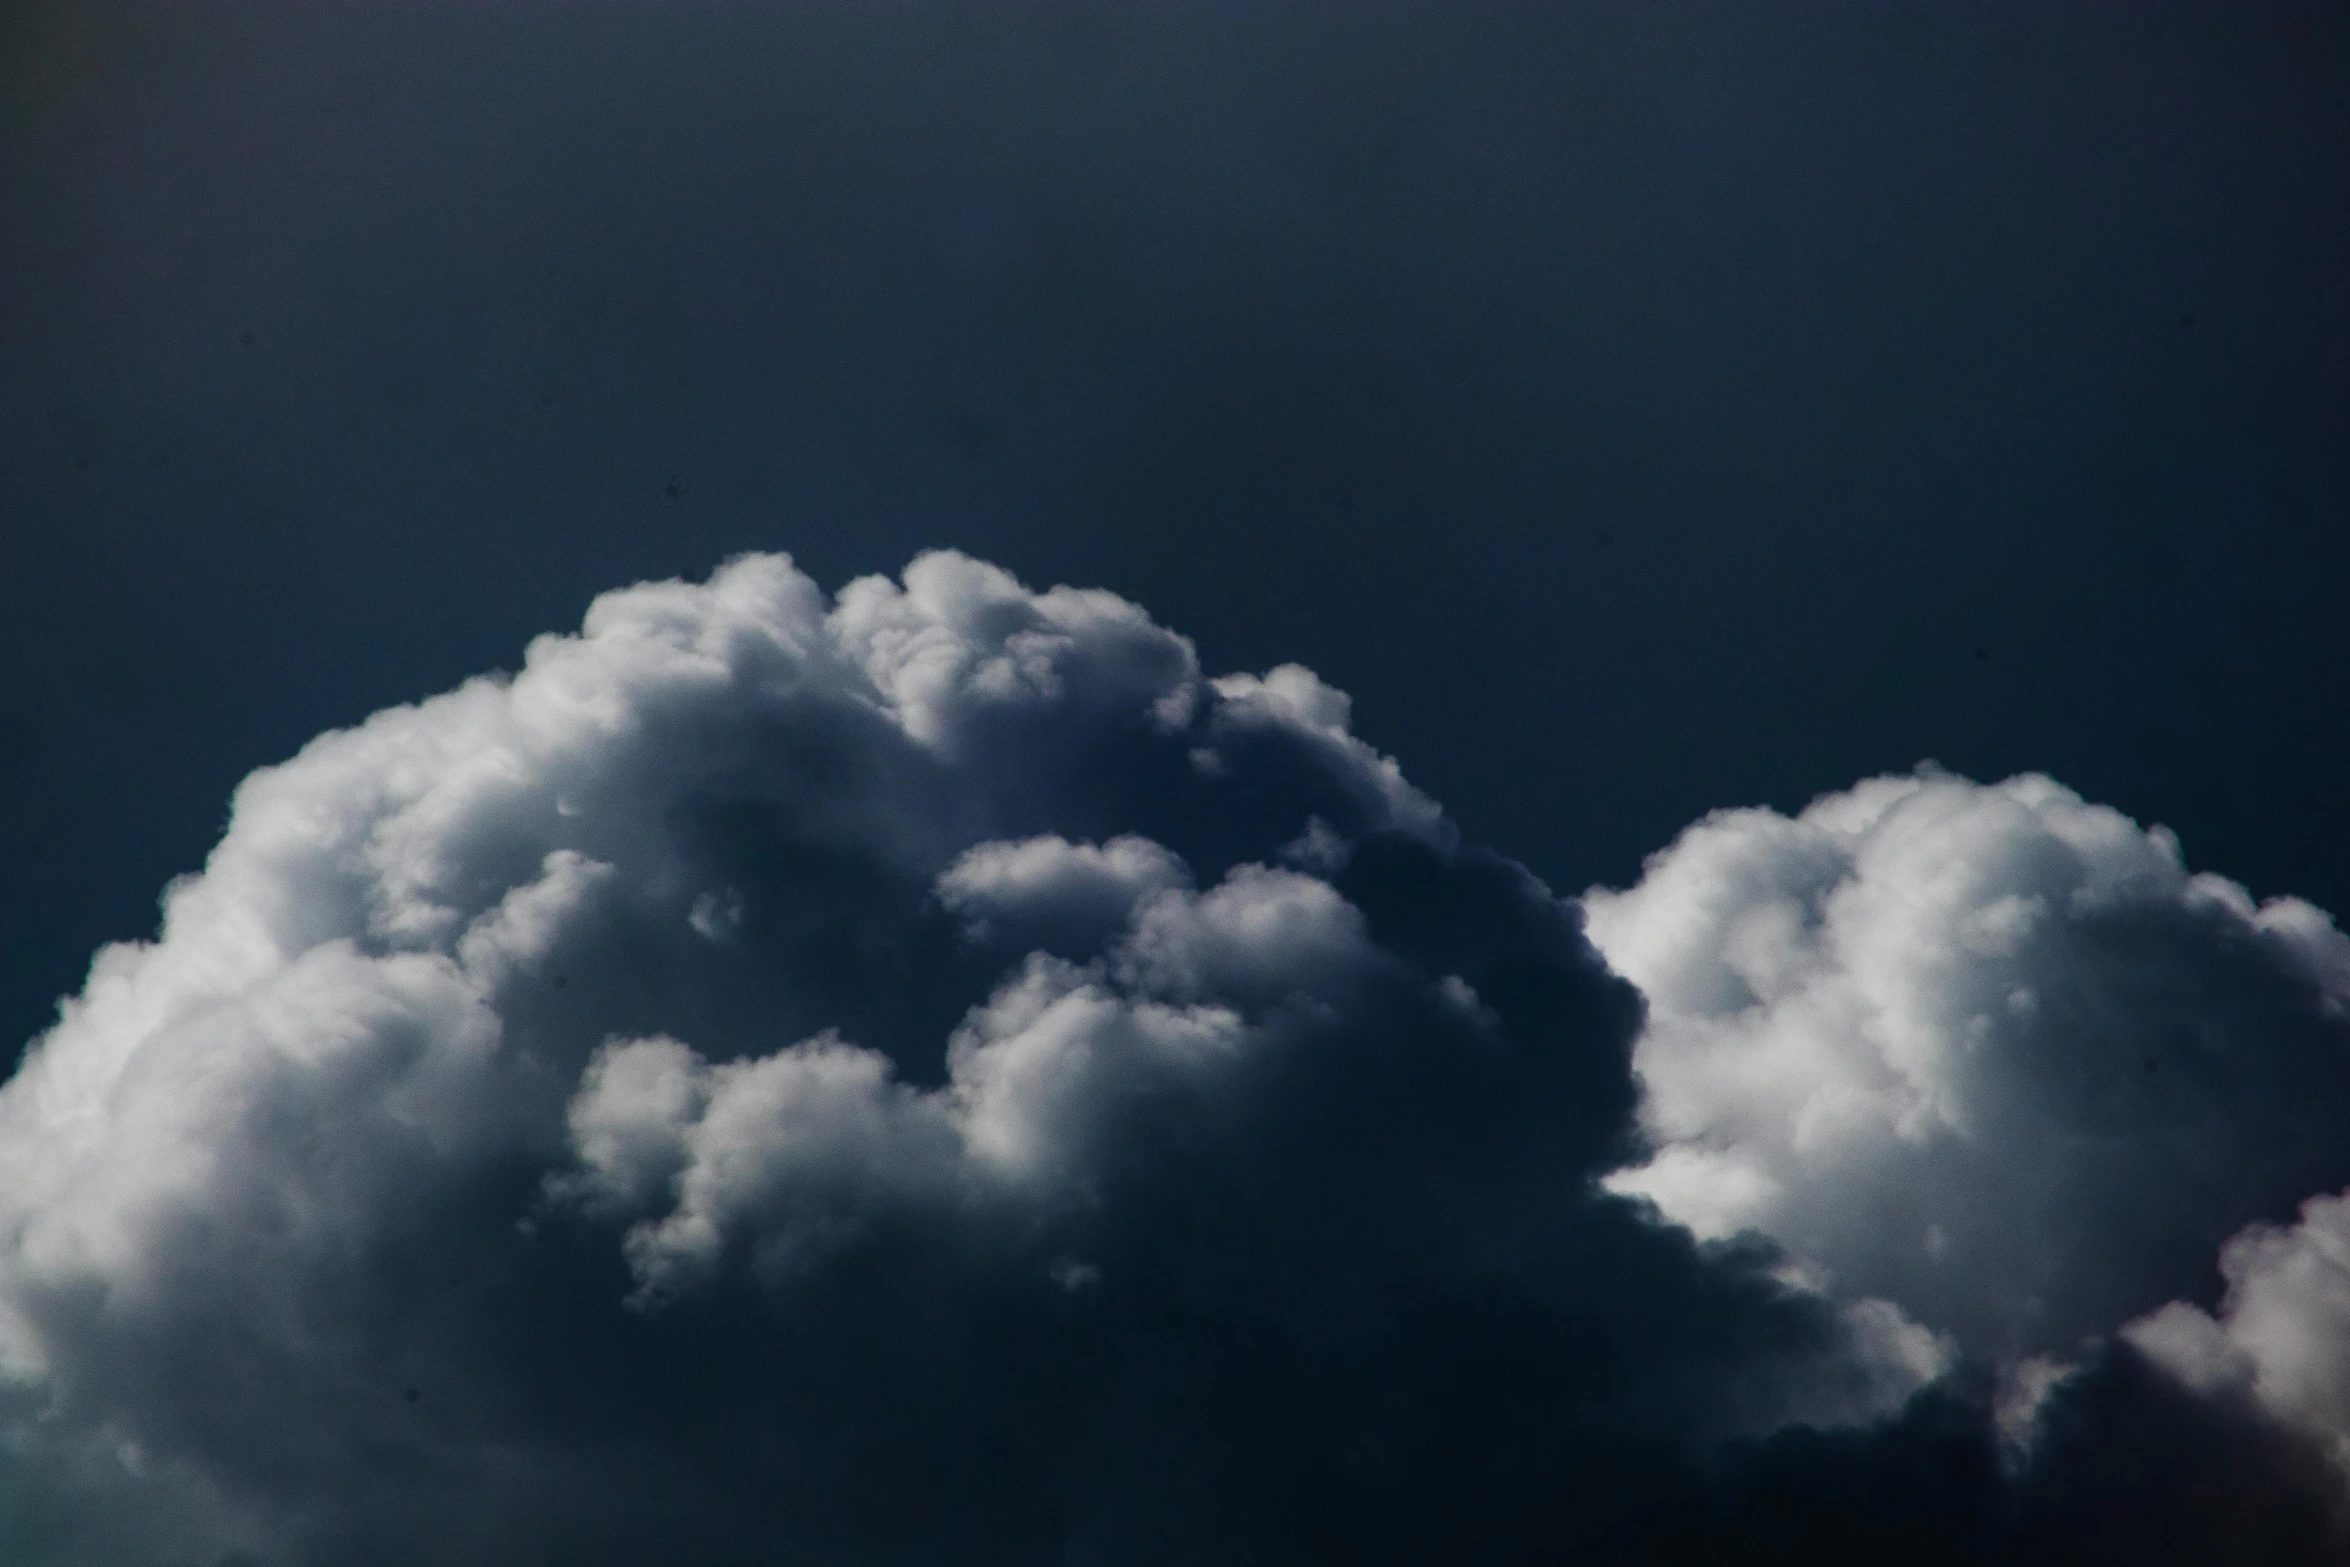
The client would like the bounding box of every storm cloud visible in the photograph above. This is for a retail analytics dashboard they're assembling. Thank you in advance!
[0,554,2343,1564]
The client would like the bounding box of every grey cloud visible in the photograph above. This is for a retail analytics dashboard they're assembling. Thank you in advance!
[0,550,1942,1566]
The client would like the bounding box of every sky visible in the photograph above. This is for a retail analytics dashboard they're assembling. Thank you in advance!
[1,2,2347,1562]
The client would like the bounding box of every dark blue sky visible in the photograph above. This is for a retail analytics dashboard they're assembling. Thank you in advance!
[4,9,2350,1561]
[4,0,2345,1059]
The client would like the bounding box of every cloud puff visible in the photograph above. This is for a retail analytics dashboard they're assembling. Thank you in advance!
[933,832,1189,952]
[1586,768,2350,1380]
[2129,1186,2350,1477]
[0,550,1969,1567]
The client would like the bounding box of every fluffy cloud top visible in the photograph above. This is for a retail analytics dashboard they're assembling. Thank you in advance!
[1588,768,2350,1383]
[0,553,2343,1564]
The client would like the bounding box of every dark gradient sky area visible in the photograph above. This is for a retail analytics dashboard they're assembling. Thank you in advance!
[3,0,2346,1058]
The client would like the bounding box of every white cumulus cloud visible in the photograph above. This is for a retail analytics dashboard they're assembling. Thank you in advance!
[1587,768,2350,1378]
